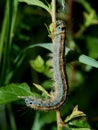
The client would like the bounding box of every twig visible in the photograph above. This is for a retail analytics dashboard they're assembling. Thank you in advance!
[56,109,66,130]
[51,0,56,23]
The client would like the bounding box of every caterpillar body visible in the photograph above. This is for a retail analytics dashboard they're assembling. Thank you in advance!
[25,20,68,111]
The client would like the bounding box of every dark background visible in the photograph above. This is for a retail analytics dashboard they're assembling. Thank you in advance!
[0,0,98,130]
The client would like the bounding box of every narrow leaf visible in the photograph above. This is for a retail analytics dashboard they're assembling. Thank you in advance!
[79,54,98,68]
[19,0,51,14]
[15,43,98,68]
[33,83,51,97]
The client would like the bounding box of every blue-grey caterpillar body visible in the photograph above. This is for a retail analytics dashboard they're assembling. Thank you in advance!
[25,20,68,110]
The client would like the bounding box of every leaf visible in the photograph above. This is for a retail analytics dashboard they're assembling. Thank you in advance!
[30,55,45,73]
[79,54,98,68]
[15,43,98,68]
[68,119,91,130]
[19,0,51,14]
[30,55,52,78]
[33,83,51,97]
[86,36,98,58]
[0,83,33,105]
[64,105,86,123]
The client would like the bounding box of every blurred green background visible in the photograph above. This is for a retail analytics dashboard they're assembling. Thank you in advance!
[0,0,98,130]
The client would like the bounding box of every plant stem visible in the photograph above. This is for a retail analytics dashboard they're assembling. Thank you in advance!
[0,0,11,86]
[0,2,8,64]
[7,104,17,130]
[51,0,56,22]
[56,109,66,130]
[0,0,18,86]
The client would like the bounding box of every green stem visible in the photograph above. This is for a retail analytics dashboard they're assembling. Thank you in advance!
[7,104,17,130]
[0,2,8,64]
[31,112,41,130]
[0,0,10,86]
[0,0,18,86]
[0,105,7,130]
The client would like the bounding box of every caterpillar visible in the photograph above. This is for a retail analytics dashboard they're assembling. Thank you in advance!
[25,20,68,111]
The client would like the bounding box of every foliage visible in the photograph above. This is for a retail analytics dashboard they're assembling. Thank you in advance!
[0,0,98,130]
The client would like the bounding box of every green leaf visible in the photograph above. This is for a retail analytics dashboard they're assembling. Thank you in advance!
[19,0,51,14]
[30,55,45,73]
[0,83,33,104]
[86,36,98,58]
[64,105,86,123]
[84,10,98,27]
[78,54,98,68]
[33,83,51,97]
[30,55,52,78]
[15,43,98,68]
[68,119,91,129]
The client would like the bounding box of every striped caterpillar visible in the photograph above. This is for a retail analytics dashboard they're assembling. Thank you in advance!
[25,20,68,110]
